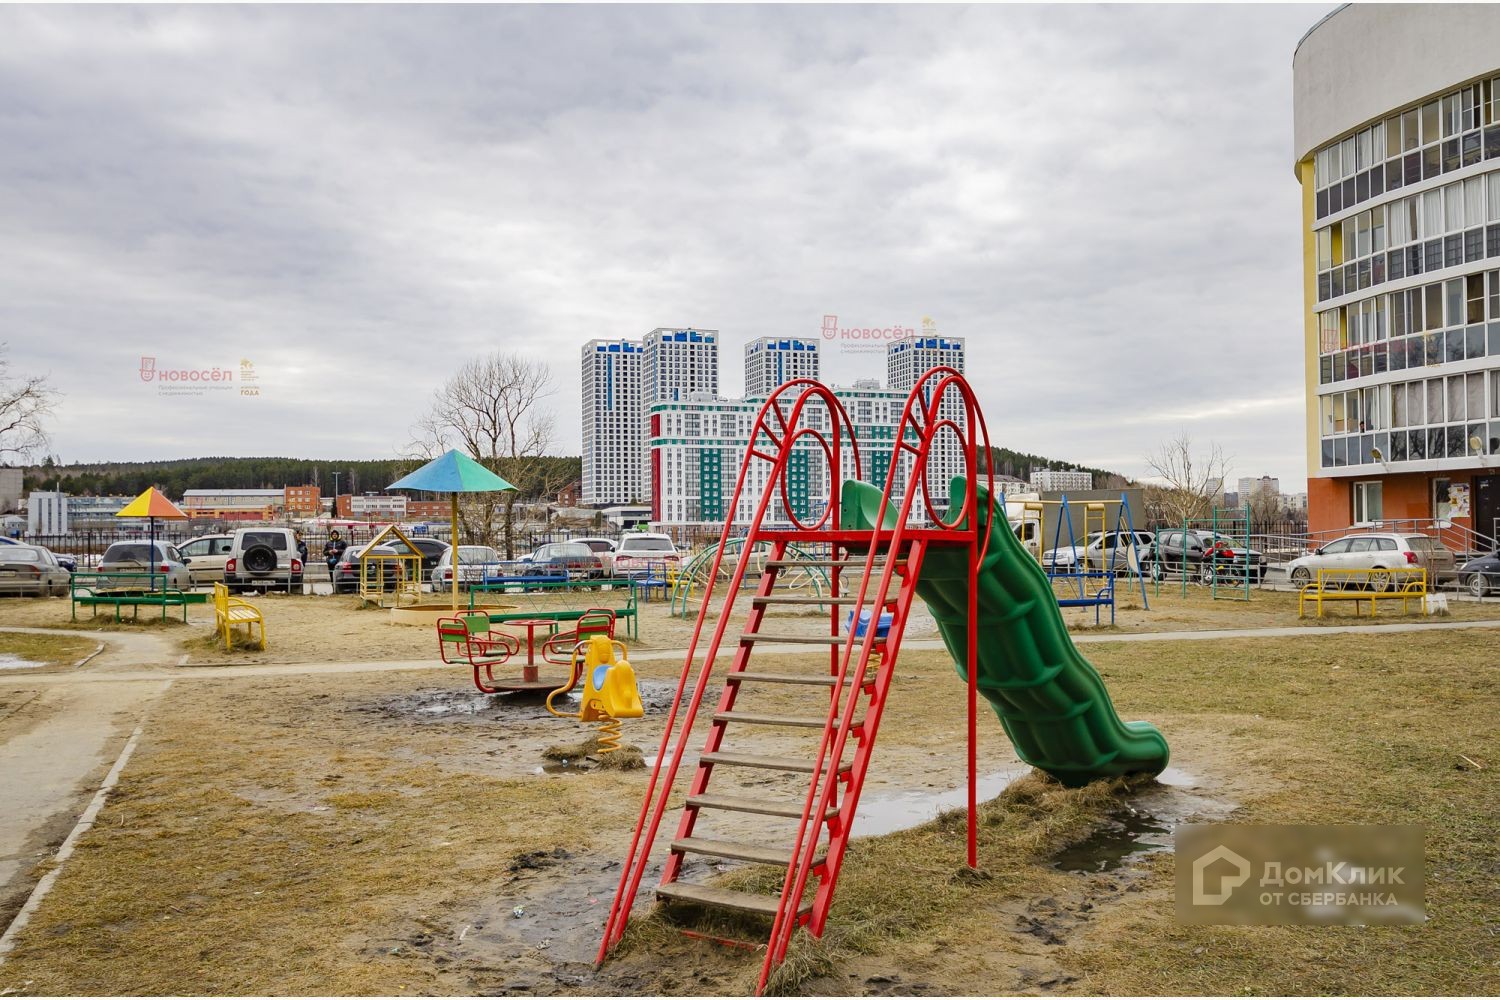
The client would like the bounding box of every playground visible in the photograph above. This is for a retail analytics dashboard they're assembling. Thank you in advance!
[0,372,1495,995]
[0,623,1492,995]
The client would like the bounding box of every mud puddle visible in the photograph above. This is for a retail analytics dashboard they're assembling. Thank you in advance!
[854,768,1029,837]
[1052,767,1236,873]
[413,852,727,993]
[359,681,679,726]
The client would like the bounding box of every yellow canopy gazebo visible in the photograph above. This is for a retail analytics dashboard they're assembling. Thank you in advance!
[114,487,189,591]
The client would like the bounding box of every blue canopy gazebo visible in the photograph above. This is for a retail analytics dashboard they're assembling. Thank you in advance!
[388,450,515,611]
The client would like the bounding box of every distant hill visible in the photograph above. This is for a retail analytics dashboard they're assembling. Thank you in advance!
[23,455,583,501]
[21,448,1123,502]
[982,447,1130,489]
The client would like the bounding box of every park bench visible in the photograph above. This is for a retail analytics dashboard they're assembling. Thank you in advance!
[70,572,207,623]
[213,582,266,650]
[1298,567,1428,619]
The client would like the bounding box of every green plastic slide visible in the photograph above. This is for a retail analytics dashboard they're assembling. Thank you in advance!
[840,477,1169,787]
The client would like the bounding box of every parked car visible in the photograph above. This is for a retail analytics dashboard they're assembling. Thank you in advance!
[1144,529,1268,584]
[527,542,605,581]
[409,538,450,577]
[224,528,303,593]
[1458,550,1500,597]
[1082,530,1156,576]
[333,543,411,593]
[611,533,681,578]
[429,545,502,591]
[1041,535,1092,573]
[0,545,72,596]
[0,536,76,573]
[178,534,235,585]
[1286,533,1456,589]
[98,540,193,590]
[570,537,617,574]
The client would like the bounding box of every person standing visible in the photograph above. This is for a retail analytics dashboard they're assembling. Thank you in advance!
[323,530,347,591]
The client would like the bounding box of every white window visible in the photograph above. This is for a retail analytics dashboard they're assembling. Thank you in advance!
[1353,481,1383,524]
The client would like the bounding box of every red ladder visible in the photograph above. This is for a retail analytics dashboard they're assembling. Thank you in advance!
[596,370,992,995]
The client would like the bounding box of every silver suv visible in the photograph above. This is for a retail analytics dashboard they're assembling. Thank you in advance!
[1287,532,1456,588]
[225,528,304,592]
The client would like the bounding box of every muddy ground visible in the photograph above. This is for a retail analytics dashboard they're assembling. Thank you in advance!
[0,588,1495,995]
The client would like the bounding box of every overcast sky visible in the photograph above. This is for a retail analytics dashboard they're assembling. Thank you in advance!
[2,4,1326,490]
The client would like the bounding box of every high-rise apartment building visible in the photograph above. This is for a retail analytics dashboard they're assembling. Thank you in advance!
[642,328,718,509]
[1295,5,1500,539]
[584,330,974,526]
[745,337,820,398]
[1237,476,1281,501]
[888,336,968,504]
[581,339,643,504]
[649,379,910,527]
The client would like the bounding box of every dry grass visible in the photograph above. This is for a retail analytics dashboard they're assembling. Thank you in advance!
[0,616,1494,994]
[0,632,97,669]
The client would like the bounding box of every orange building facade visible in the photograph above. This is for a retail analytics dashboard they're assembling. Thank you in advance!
[1295,7,1500,550]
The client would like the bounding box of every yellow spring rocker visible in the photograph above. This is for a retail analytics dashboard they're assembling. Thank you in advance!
[546,635,643,754]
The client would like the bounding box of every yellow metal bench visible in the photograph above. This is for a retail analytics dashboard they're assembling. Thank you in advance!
[1298,567,1427,619]
[214,582,266,650]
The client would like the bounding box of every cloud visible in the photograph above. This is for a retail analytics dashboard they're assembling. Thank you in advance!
[0,4,1322,489]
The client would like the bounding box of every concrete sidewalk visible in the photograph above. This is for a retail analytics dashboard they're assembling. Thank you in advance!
[4,617,1499,686]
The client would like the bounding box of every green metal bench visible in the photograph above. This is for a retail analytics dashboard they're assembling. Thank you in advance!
[70,572,208,623]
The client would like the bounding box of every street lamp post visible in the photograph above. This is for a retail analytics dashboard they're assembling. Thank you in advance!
[332,472,342,517]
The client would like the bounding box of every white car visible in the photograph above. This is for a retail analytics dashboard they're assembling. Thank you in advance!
[1082,530,1155,575]
[178,534,235,585]
[1041,533,1096,573]
[570,537,617,575]
[430,545,502,590]
[611,533,681,577]
[1286,533,1456,589]
[224,528,304,593]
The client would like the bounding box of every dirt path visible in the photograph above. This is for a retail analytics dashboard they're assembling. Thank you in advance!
[0,681,169,921]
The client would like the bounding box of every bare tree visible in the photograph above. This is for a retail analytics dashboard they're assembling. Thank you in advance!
[413,352,565,557]
[0,347,57,462]
[1143,432,1229,526]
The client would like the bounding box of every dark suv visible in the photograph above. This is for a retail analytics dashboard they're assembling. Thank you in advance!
[1144,529,1267,583]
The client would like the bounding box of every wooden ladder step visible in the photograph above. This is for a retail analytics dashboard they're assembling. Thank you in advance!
[700,751,853,774]
[671,836,827,867]
[725,671,858,687]
[713,710,863,730]
[687,792,840,820]
[656,882,812,918]
[740,632,846,645]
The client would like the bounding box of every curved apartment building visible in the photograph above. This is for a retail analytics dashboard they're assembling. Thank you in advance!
[1295,4,1500,545]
